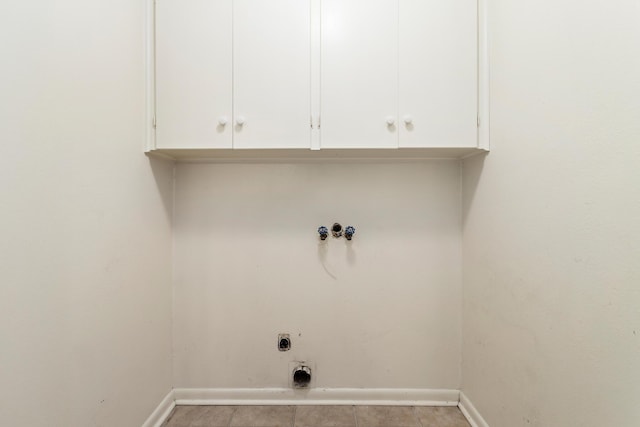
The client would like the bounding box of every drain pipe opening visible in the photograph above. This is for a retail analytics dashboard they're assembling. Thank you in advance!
[293,365,312,388]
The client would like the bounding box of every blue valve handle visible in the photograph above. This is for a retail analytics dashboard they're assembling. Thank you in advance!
[345,226,356,236]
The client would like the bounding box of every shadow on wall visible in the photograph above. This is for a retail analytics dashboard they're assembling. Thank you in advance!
[317,237,357,281]
[148,154,175,221]
[461,152,487,227]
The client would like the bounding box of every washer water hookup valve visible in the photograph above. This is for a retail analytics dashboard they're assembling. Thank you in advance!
[318,226,329,240]
[344,226,356,240]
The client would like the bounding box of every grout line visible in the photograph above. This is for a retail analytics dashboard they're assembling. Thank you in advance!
[292,405,297,427]
[413,406,425,427]
[353,405,358,427]
[227,406,238,427]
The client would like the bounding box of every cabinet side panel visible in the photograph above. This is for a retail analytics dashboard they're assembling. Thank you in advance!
[155,0,232,148]
[399,0,477,148]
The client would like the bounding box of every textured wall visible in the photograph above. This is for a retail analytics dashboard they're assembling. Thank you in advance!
[0,1,174,426]
[462,0,640,425]
[173,161,462,389]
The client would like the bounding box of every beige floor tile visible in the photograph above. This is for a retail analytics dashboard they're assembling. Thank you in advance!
[163,405,235,427]
[294,405,356,427]
[355,406,420,427]
[414,406,470,427]
[162,406,194,427]
[230,405,295,427]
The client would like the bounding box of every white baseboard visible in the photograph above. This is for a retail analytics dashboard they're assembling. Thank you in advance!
[141,389,175,427]
[173,388,460,407]
[143,388,464,426]
[458,392,490,427]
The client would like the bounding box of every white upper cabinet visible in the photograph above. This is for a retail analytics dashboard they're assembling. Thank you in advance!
[320,0,399,149]
[233,0,311,149]
[155,0,310,150]
[399,0,478,148]
[151,0,485,155]
[155,0,232,149]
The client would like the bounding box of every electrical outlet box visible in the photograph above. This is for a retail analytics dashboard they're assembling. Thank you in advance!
[278,334,291,351]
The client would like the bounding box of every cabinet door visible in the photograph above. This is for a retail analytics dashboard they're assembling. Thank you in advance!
[233,0,311,149]
[155,0,232,149]
[399,0,477,147]
[321,0,399,149]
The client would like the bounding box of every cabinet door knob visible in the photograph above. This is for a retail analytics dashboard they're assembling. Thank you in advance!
[235,116,246,126]
[403,115,413,125]
[218,116,228,126]
[386,116,396,126]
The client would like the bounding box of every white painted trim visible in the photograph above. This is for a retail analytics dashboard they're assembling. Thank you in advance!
[458,392,490,427]
[477,0,490,151]
[460,148,489,160]
[141,389,175,427]
[144,0,156,153]
[173,388,460,407]
[145,147,485,162]
[145,151,177,162]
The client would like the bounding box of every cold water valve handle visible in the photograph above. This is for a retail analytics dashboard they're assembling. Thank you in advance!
[344,226,356,240]
[318,226,329,240]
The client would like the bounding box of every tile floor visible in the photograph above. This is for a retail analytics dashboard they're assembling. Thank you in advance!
[162,405,471,427]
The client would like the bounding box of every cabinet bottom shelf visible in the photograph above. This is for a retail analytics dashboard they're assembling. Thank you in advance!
[146,147,488,162]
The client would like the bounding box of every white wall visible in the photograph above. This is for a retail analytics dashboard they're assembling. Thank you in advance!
[0,1,174,426]
[173,161,462,389]
[462,1,640,426]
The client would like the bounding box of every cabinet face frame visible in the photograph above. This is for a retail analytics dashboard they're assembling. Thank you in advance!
[144,0,490,154]
[478,0,490,151]
[144,0,154,152]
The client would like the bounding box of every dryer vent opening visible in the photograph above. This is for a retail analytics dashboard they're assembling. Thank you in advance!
[292,366,311,388]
